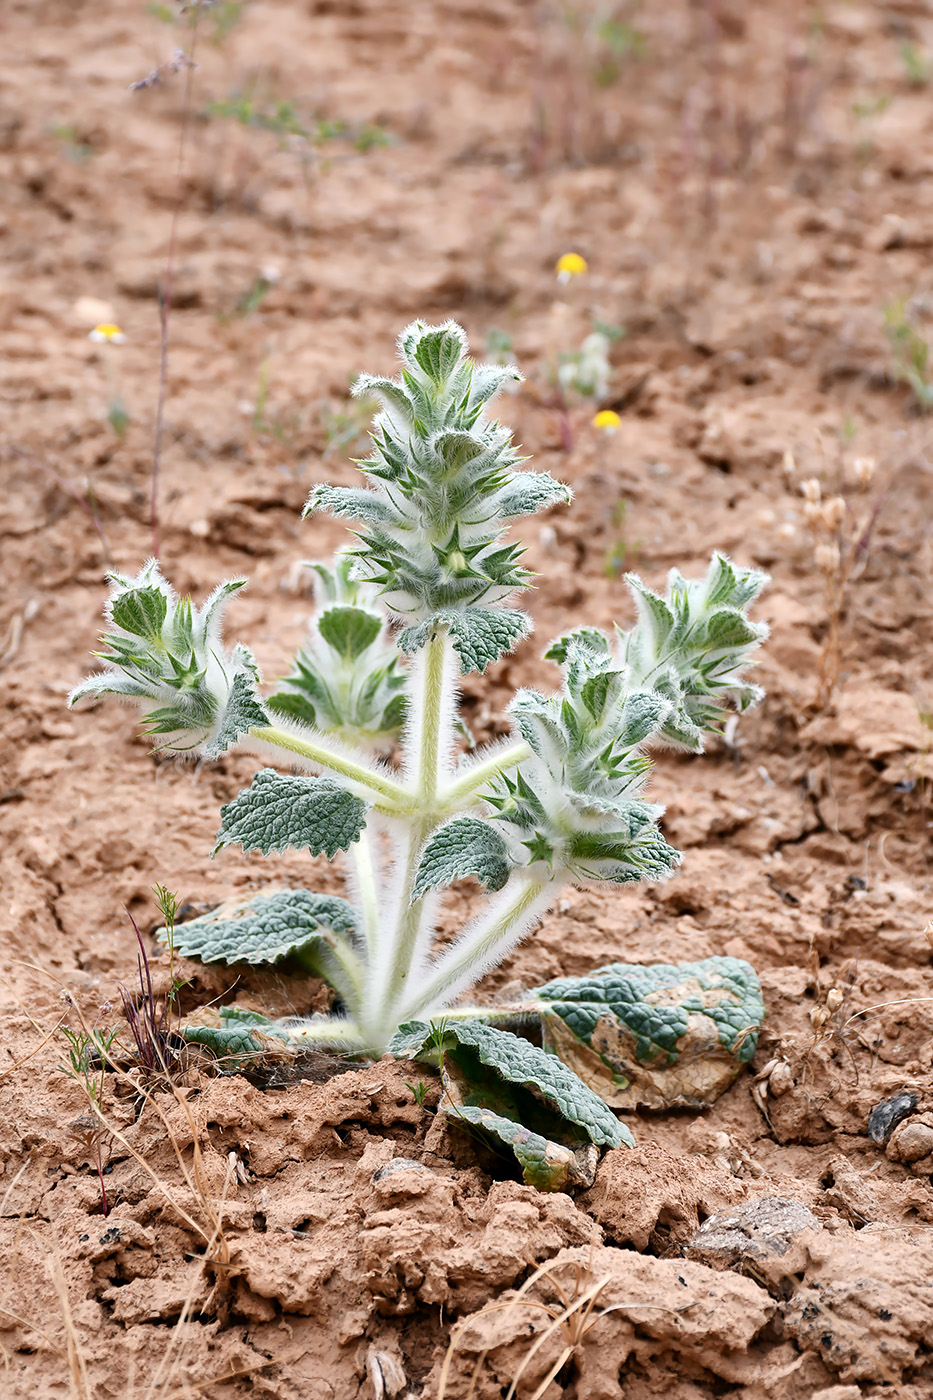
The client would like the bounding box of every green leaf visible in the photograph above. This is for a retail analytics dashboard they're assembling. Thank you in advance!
[704,552,768,609]
[317,606,382,659]
[203,656,268,759]
[469,363,521,408]
[412,818,511,901]
[110,585,168,641]
[497,473,572,519]
[565,820,680,884]
[162,888,359,965]
[532,956,765,1110]
[625,576,677,650]
[399,608,532,674]
[441,1105,599,1192]
[213,769,368,859]
[265,688,319,727]
[544,628,610,666]
[406,322,467,383]
[704,609,766,652]
[390,1019,628,1149]
[616,691,669,748]
[304,484,394,525]
[181,1006,295,1062]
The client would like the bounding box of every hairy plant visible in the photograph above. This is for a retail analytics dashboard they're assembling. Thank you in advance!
[72,320,769,1184]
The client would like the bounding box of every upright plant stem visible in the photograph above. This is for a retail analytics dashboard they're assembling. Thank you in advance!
[348,825,381,964]
[248,723,410,809]
[363,631,452,1040]
[400,875,554,1022]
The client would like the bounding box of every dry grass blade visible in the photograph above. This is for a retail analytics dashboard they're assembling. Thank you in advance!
[46,1246,93,1400]
[0,1018,67,1080]
[438,1252,688,1399]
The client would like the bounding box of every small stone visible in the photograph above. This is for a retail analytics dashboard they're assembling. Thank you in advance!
[687,1197,821,1271]
[371,1157,431,1183]
[868,1092,917,1145]
[887,1118,933,1165]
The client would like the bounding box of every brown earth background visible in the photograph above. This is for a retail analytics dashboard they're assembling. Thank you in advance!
[2,0,933,1396]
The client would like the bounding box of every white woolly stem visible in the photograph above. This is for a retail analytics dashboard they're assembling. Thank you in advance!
[245,722,411,811]
[398,874,557,1024]
[441,739,532,807]
[356,631,459,1045]
[284,1017,367,1052]
[344,822,382,966]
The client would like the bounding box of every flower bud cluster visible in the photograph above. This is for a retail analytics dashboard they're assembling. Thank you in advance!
[304,321,571,672]
[69,560,266,756]
[267,551,407,750]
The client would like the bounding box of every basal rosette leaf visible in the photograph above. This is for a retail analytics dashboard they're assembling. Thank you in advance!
[531,956,765,1111]
[390,1019,629,1148]
[181,1006,295,1065]
[212,769,368,859]
[162,888,359,965]
[69,559,267,757]
[389,1019,629,1189]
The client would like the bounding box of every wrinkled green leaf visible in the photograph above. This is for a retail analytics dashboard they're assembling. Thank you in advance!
[532,956,765,1110]
[162,888,359,965]
[213,769,368,859]
[182,1006,294,1062]
[110,585,168,641]
[399,607,531,674]
[390,1019,629,1148]
[203,654,268,759]
[440,1104,599,1191]
[412,818,511,901]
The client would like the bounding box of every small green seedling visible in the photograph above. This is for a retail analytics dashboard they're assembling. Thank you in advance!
[60,1018,120,1215]
[72,321,769,1186]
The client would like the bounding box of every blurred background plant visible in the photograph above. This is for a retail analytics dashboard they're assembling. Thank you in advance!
[884,297,933,413]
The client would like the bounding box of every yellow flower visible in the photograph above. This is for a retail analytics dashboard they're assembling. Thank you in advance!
[88,323,126,344]
[556,252,588,283]
[592,409,621,432]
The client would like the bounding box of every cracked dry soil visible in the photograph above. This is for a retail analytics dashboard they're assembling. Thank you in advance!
[2,0,933,1396]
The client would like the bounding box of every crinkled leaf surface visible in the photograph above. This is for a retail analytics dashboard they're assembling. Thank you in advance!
[182,1005,294,1062]
[162,888,358,965]
[213,769,368,859]
[398,608,531,674]
[412,818,511,901]
[439,1103,599,1192]
[203,659,268,759]
[390,1018,630,1189]
[533,956,765,1110]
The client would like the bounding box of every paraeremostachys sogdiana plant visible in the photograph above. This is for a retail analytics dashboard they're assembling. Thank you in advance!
[72,320,769,1179]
